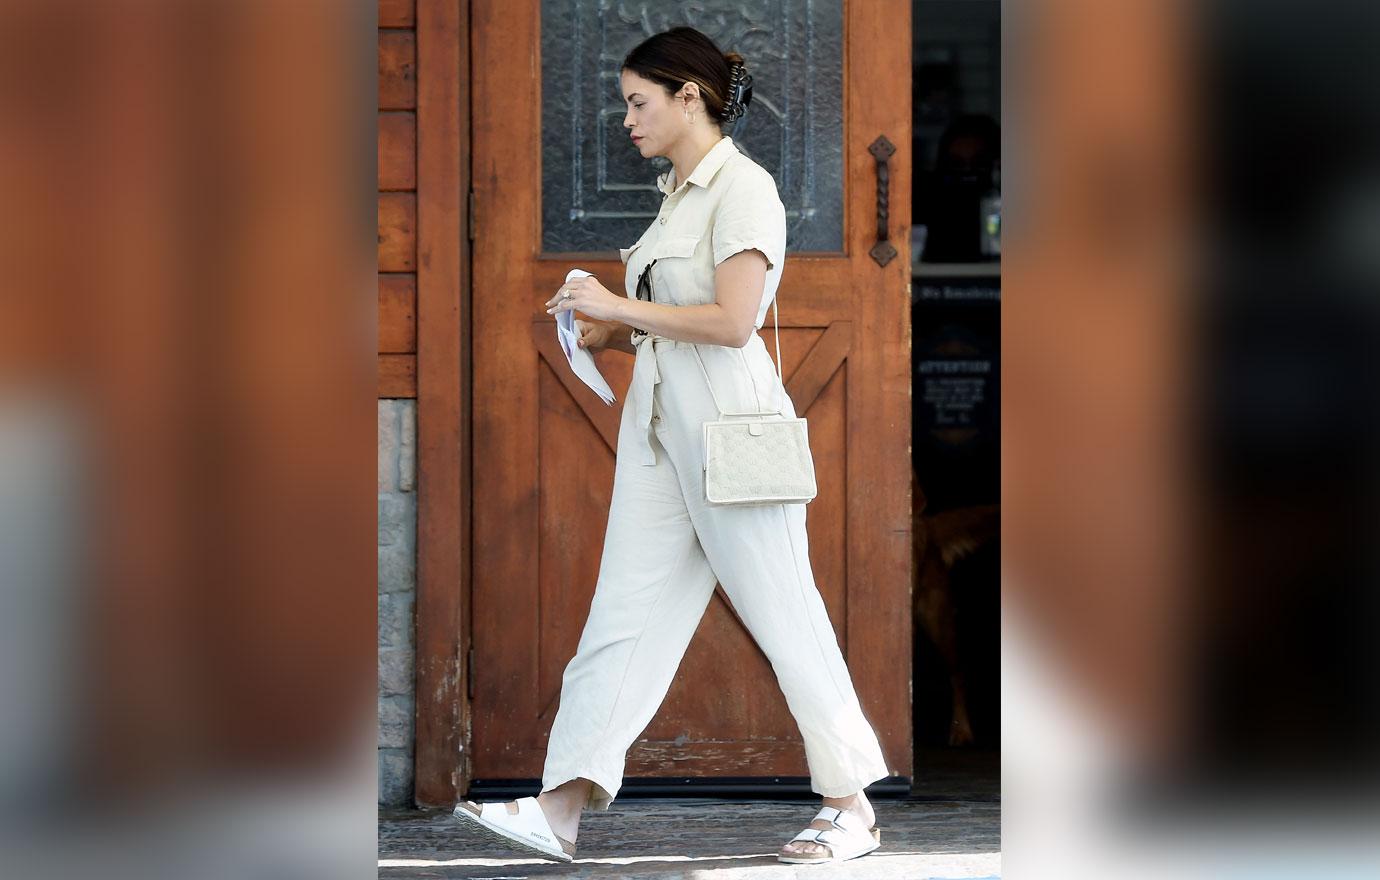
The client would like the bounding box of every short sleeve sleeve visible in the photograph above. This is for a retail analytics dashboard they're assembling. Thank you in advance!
[711,170,787,272]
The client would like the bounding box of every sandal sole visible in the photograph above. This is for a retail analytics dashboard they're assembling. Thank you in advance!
[450,803,576,863]
[777,827,881,864]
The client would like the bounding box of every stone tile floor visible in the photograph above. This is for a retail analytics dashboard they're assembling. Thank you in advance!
[379,796,1000,879]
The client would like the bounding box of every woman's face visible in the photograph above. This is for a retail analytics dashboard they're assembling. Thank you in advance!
[620,69,696,158]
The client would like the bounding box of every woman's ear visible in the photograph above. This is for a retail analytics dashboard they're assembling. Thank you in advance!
[679,81,700,109]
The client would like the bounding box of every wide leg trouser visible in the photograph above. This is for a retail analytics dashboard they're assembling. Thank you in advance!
[540,336,891,811]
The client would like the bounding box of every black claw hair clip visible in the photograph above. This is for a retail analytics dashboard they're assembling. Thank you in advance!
[724,61,753,122]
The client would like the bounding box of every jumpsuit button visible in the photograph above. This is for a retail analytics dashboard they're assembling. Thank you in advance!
[659,217,666,224]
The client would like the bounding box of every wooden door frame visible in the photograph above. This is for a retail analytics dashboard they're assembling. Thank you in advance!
[412,0,471,808]
[411,0,913,808]
[842,0,913,782]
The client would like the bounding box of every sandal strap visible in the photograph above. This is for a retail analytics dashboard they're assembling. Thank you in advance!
[814,805,871,836]
[790,825,859,847]
[791,824,866,853]
[480,801,518,829]
[788,827,835,858]
[475,798,573,853]
[516,797,557,840]
[517,797,578,854]
[790,806,875,851]
[814,806,843,824]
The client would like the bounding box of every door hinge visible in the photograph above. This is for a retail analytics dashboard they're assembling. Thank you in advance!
[468,190,476,241]
[466,645,475,700]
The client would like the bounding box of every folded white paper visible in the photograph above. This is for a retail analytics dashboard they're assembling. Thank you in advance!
[555,269,616,405]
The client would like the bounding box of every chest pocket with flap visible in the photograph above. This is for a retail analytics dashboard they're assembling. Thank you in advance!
[646,233,704,305]
[651,233,701,259]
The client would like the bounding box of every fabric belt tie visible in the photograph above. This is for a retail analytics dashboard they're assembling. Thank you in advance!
[629,329,663,466]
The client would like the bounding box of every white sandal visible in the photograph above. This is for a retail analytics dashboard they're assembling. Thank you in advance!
[777,804,882,865]
[451,796,577,863]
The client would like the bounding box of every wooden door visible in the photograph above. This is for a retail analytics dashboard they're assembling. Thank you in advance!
[469,1,912,791]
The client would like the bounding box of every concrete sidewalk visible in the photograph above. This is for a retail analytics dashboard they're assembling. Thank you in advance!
[379,797,1000,879]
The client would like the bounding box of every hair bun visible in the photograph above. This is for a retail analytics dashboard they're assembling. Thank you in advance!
[723,58,753,122]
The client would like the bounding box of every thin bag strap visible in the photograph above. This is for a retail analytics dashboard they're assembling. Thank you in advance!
[689,295,785,418]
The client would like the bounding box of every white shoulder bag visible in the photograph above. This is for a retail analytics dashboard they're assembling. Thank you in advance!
[690,296,818,506]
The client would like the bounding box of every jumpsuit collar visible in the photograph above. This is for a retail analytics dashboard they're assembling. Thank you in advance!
[655,136,738,197]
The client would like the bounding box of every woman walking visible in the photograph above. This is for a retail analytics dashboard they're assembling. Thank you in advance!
[453,26,891,865]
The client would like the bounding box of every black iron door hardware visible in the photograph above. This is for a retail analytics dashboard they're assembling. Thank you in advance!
[868,135,897,267]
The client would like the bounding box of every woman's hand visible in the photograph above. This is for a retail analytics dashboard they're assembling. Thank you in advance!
[573,318,611,352]
[546,274,624,322]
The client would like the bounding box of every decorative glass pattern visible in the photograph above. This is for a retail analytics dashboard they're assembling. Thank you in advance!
[540,0,844,254]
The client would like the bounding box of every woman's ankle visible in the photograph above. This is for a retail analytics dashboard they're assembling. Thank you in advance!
[822,790,873,817]
[537,786,589,825]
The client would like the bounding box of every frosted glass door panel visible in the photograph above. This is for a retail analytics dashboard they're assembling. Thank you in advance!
[540,1,844,254]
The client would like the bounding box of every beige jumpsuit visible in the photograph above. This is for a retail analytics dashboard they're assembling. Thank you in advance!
[541,136,892,811]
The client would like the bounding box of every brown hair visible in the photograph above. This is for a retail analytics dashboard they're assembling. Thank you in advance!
[621,26,753,126]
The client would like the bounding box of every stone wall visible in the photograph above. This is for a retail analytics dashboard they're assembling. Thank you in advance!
[378,399,417,806]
